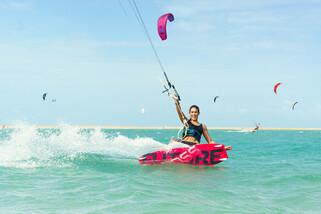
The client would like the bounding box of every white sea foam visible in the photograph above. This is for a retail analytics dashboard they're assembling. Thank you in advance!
[0,122,167,168]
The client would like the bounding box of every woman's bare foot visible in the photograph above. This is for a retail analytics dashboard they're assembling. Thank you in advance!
[225,146,232,150]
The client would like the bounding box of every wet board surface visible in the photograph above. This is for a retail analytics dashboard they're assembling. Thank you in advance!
[139,144,228,166]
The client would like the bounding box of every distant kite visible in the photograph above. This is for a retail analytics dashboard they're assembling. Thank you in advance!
[274,82,282,94]
[292,101,298,110]
[157,13,175,41]
[141,108,145,114]
[52,99,56,102]
[213,96,219,103]
[42,93,47,101]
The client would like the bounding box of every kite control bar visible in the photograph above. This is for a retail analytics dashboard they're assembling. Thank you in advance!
[162,72,181,101]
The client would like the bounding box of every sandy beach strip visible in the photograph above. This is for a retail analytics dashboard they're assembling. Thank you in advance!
[1,124,321,131]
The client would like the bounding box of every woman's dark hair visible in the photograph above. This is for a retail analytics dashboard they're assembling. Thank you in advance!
[189,105,200,114]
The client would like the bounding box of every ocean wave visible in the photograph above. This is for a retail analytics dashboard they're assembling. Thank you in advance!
[0,123,167,169]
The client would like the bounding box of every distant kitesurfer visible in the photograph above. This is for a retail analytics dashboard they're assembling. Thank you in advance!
[252,123,260,132]
[171,94,232,150]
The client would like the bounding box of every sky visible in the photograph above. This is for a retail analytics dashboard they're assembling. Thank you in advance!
[0,0,321,127]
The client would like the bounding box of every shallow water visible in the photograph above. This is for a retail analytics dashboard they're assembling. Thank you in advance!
[0,125,320,213]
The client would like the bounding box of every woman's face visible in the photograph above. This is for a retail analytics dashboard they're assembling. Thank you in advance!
[189,107,199,121]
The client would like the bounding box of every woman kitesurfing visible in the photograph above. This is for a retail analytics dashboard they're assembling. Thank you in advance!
[129,0,232,165]
[169,92,232,150]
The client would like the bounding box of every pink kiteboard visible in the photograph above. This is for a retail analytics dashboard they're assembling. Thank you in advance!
[139,144,228,166]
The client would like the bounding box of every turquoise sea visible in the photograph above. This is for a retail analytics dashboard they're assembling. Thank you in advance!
[0,125,320,213]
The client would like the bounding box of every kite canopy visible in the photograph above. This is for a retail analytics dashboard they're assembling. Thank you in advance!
[42,93,47,101]
[157,13,174,41]
[213,96,219,103]
[274,82,282,94]
[292,101,298,110]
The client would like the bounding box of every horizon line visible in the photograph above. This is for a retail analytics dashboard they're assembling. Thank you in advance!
[1,124,321,131]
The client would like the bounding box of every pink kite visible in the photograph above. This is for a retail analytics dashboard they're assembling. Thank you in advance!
[157,13,174,41]
[274,82,282,94]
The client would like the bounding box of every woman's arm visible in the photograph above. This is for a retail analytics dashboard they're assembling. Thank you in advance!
[202,124,216,144]
[203,124,232,150]
[175,101,188,124]
[171,94,188,126]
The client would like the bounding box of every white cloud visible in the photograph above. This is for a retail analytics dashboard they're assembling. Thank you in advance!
[160,0,321,17]
[175,20,214,33]
[90,40,147,48]
[226,11,287,25]
[160,0,321,35]
[0,1,32,10]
